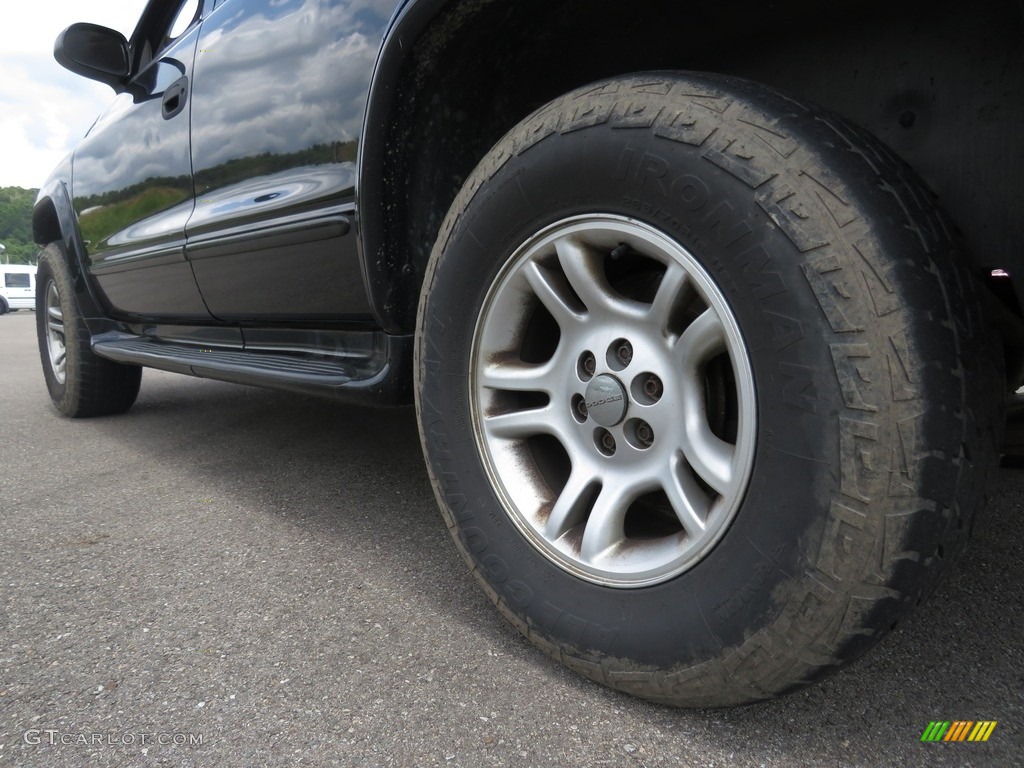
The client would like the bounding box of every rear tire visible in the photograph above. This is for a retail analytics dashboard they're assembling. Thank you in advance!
[36,243,141,417]
[415,72,1003,706]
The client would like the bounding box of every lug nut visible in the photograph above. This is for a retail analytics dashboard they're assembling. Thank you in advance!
[636,421,654,447]
[579,351,596,380]
[572,394,589,422]
[643,374,663,401]
[595,428,616,456]
[616,341,633,367]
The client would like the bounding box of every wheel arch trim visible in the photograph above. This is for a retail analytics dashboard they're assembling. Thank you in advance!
[358,0,455,334]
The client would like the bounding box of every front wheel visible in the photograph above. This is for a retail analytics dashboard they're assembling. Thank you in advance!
[36,243,141,417]
[415,73,1002,706]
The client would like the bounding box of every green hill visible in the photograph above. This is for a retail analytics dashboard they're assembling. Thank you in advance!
[0,186,38,264]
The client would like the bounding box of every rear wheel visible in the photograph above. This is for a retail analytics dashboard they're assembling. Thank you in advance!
[415,72,1003,706]
[36,243,141,417]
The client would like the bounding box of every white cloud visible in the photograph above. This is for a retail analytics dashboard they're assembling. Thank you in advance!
[0,0,146,188]
[0,0,397,189]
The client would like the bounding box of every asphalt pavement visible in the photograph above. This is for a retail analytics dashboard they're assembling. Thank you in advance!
[0,310,1020,767]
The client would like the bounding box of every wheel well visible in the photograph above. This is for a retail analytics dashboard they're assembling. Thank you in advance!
[365,0,1024,333]
[32,197,61,247]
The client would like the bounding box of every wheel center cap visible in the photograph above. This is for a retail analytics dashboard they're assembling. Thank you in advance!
[585,374,628,427]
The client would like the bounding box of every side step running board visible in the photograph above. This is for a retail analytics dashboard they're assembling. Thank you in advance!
[92,331,413,405]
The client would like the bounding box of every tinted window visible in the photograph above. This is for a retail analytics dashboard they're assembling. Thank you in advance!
[5,274,30,288]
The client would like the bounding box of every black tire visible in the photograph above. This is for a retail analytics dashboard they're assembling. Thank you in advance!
[36,243,142,417]
[0,298,8,315]
[415,73,1003,706]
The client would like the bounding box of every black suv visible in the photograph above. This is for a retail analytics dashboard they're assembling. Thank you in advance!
[34,0,1023,706]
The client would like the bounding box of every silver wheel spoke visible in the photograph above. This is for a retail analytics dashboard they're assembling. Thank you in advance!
[544,466,600,540]
[554,235,616,315]
[484,405,560,440]
[649,262,690,333]
[681,417,735,495]
[675,308,726,366]
[523,261,586,328]
[676,309,735,495]
[663,453,711,538]
[580,483,637,562]
[479,358,559,394]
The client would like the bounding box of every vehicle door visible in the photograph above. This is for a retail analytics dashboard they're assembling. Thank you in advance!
[184,0,390,322]
[72,0,213,320]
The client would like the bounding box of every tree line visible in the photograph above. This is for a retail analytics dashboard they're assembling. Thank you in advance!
[0,186,38,264]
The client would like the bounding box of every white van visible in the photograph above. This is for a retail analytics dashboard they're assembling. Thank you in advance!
[0,264,37,314]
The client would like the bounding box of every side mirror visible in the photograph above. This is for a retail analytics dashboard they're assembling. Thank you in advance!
[54,23,130,92]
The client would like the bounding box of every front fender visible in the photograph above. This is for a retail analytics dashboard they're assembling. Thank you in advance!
[34,175,112,329]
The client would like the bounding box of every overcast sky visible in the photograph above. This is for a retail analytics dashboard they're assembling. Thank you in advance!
[0,1,148,190]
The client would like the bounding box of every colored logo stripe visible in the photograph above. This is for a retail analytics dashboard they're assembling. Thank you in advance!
[944,721,972,741]
[921,721,997,742]
[969,722,998,742]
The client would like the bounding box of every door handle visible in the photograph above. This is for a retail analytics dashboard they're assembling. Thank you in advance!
[162,76,188,120]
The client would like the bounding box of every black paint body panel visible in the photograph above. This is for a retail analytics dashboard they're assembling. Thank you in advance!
[72,23,209,319]
[186,0,385,320]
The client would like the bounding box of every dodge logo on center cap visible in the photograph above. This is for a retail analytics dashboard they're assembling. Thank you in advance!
[585,374,628,427]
